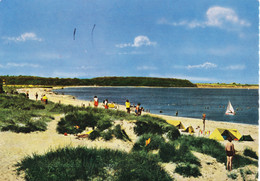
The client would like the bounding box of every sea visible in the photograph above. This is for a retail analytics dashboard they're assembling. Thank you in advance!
[54,87,259,125]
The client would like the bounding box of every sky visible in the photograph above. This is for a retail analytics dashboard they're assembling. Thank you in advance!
[0,0,258,84]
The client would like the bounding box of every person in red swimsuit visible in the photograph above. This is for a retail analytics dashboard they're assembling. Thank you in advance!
[225,136,235,171]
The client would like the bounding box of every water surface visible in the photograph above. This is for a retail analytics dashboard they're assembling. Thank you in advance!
[54,87,259,125]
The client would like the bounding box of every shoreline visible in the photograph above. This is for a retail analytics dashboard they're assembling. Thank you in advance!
[17,87,258,152]
[54,86,258,126]
[1,86,257,180]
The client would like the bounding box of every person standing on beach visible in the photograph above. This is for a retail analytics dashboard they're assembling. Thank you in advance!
[225,136,235,171]
[125,99,131,113]
[94,96,98,108]
[104,99,108,109]
[135,103,141,116]
[26,91,29,99]
[35,92,38,101]
[202,113,206,132]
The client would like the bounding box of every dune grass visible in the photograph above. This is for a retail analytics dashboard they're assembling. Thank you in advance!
[2,92,257,179]
[16,147,172,181]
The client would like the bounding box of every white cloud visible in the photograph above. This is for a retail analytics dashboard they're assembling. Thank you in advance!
[116,35,156,48]
[6,63,40,68]
[3,32,43,42]
[158,6,250,30]
[137,66,157,70]
[222,65,245,70]
[0,63,40,68]
[205,6,250,28]
[186,62,217,69]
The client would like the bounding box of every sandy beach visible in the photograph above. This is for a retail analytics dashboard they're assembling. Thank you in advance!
[1,87,258,181]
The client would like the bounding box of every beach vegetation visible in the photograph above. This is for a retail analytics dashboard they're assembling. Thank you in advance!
[175,162,202,177]
[101,129,113,141]
[132,133,165,152]
[227,172,238,180]
[0,94,56,133]
[16,147,172,181]
[243,148,258,160]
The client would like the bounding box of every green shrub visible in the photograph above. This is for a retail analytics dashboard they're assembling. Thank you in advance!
[89,130,101,140]
[165,126,180,141]
[132,133,165,152]
[227,172,238,180]
[115,150,172,181]
[243,148,258,159]
[175,163,201,177]
[16,147,172,181]
[159,141,176,162]
[97,117,112,131]
[101,129,113,141]
[113,124,131,142]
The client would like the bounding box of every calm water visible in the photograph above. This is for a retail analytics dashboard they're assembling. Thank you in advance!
[54,87,259,125]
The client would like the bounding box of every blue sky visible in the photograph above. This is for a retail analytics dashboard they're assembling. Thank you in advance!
[0,0,258,84]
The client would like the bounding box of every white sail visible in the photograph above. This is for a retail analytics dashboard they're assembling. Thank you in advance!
[225,101,235,115]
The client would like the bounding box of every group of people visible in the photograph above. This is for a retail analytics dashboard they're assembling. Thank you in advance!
[93,96,143,116]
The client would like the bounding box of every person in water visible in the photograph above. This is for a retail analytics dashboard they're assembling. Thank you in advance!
[225,136,235,171]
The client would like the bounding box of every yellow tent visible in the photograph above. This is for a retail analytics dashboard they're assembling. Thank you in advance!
[209,128,242,141]
[166,120,185,129]
[182,126,195,134]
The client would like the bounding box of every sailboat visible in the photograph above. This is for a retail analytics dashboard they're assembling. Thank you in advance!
[225,101,235,115]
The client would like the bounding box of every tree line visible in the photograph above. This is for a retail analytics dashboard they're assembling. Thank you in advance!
[0,76,196,87]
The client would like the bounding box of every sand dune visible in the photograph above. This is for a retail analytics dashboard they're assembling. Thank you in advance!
[0,87,257,180]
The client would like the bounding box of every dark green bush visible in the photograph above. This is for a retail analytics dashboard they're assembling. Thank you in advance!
[243,148,258,159]
[115,151,172,181]
[159,142,176,162]
[113,125,131,142]
[175,163,201,177]
[16,147,172,181]
[56,111,98,134]
[101,129,113,141]
[89,130,101,140]
[134,115,180,141]
[97,117,112,131]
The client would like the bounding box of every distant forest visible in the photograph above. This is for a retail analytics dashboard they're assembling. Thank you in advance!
[0,76,196,87]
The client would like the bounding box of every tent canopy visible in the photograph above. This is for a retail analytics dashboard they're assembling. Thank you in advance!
[166,120,185,129]
[182,126,195,134]
[239,135,254,141]
[209,128,242,141]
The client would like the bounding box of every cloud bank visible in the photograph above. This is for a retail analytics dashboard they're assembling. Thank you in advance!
[158,6,250,30]
[186,62,217,69]
[2,32,43,42]
[116,35,156,48]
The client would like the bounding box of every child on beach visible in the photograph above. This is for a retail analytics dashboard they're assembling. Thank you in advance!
[104,99,108,109]
[125,99,131,113]
[94,96,98,107]
[225,136,235,171]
